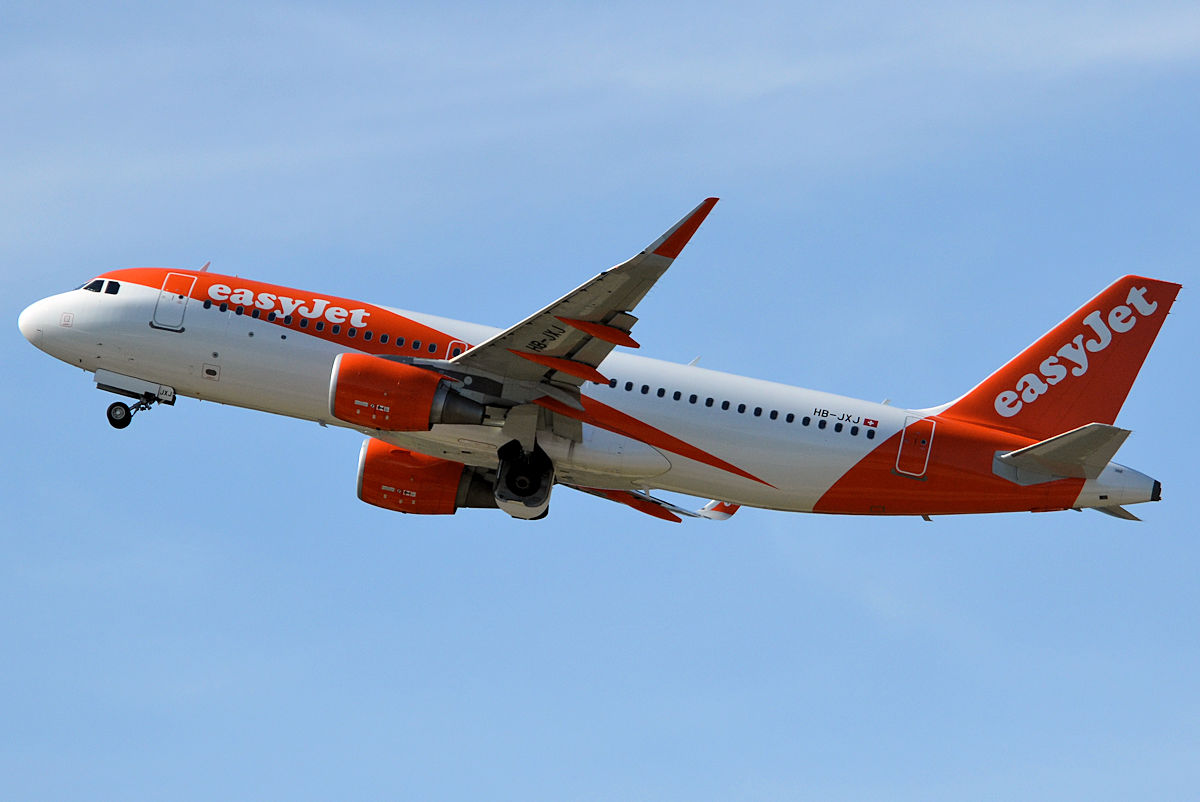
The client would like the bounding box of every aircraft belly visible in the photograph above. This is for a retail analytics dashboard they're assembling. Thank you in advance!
[382,424,674,489]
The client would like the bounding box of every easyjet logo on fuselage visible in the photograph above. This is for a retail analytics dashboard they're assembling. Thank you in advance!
[208,283,371,328]
[993,285,1159,418]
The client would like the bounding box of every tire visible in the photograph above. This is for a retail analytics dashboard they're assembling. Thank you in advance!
[106,401,132,429]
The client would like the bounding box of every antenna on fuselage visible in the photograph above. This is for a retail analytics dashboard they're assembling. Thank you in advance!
[199,261,211,272]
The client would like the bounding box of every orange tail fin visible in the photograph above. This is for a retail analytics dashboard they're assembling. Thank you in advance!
[941,276,1181,440]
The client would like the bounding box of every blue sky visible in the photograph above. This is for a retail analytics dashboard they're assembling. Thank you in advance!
[3,2,1198,799]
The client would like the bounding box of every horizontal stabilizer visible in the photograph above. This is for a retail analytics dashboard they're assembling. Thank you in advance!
[1094,505,1141,521]
[998,423,1131,480]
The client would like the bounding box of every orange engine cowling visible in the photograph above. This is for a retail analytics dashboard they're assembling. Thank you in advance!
[356,438,497,515]
[329,353,484,431]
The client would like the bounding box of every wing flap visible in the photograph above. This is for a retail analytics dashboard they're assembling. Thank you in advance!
[556,317,640,348]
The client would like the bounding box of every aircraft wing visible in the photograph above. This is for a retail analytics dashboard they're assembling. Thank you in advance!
[568,485,740,523]
[447,198,718,390]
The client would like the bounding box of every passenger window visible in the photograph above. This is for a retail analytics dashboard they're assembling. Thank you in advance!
[705,398,714,407]
[220,303,229,313]
[867,429,876,439]
[802,416,811,426]
[236,306,244,315]
[380,333,389,344]
[203,299,212,309]
[299,318,308,328]
[104,281,120,295]
[657,388,666,398]
[348,328,356,338]
[641,385,650,394]
[753,407,762,416]
[396,337,405,347]
[721,401,730,411]
[625,381,634,391]
[851,425,859,436]
[689,394,698,404]
[413,340,421,350]
[283,315,293,324]
[769,410,778,420]
[252,309,261,319]
[315,320,324,331]
[673,391,681,401]
[332,325,341,334]
[83,279,104,292]
[818,419,827,429]
[451,346,462,356]
[266,311,275,320]
[786,413,795,423]
[834,422,843,432]
[428,343,437,353]
[364,331,373,341]
[737,403,746,413]
[609,379,617,388]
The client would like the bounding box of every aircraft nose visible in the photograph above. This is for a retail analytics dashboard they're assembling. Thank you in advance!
[18,299,48,346]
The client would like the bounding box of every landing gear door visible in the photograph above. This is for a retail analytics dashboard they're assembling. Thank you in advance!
[896,416,936,477]
[152,272,196,331]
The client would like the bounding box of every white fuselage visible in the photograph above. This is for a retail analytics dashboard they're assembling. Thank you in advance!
[18,275,1158,517]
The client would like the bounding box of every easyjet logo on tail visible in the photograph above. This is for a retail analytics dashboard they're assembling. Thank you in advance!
[994,285,1159,418]
[208,283,372,328]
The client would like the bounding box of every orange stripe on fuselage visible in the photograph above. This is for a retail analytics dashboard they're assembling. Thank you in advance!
[814,414,1085,515]
[535,394,773,488]
[102,268,468,358]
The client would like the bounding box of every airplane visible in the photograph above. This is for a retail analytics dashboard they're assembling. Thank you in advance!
[17,199,1182,523]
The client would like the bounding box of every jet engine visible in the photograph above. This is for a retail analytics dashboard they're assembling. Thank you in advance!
[329,353,485,431]
[357,438,496,515]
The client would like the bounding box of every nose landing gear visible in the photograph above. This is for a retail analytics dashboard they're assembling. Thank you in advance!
[106,396,157,429]
[94,370,176,430]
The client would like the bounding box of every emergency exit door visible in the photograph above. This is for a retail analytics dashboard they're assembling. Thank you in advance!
[896,416,936,477]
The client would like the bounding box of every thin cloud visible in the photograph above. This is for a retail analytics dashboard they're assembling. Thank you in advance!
[3,3,1199,247]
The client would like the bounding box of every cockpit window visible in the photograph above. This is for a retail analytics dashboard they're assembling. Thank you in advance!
[82,279,104,292]
[104,281,120,295]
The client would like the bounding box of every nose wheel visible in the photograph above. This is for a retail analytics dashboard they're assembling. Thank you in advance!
[106,398,155,429]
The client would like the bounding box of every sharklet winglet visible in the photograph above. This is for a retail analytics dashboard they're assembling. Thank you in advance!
[647,197,718,259]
